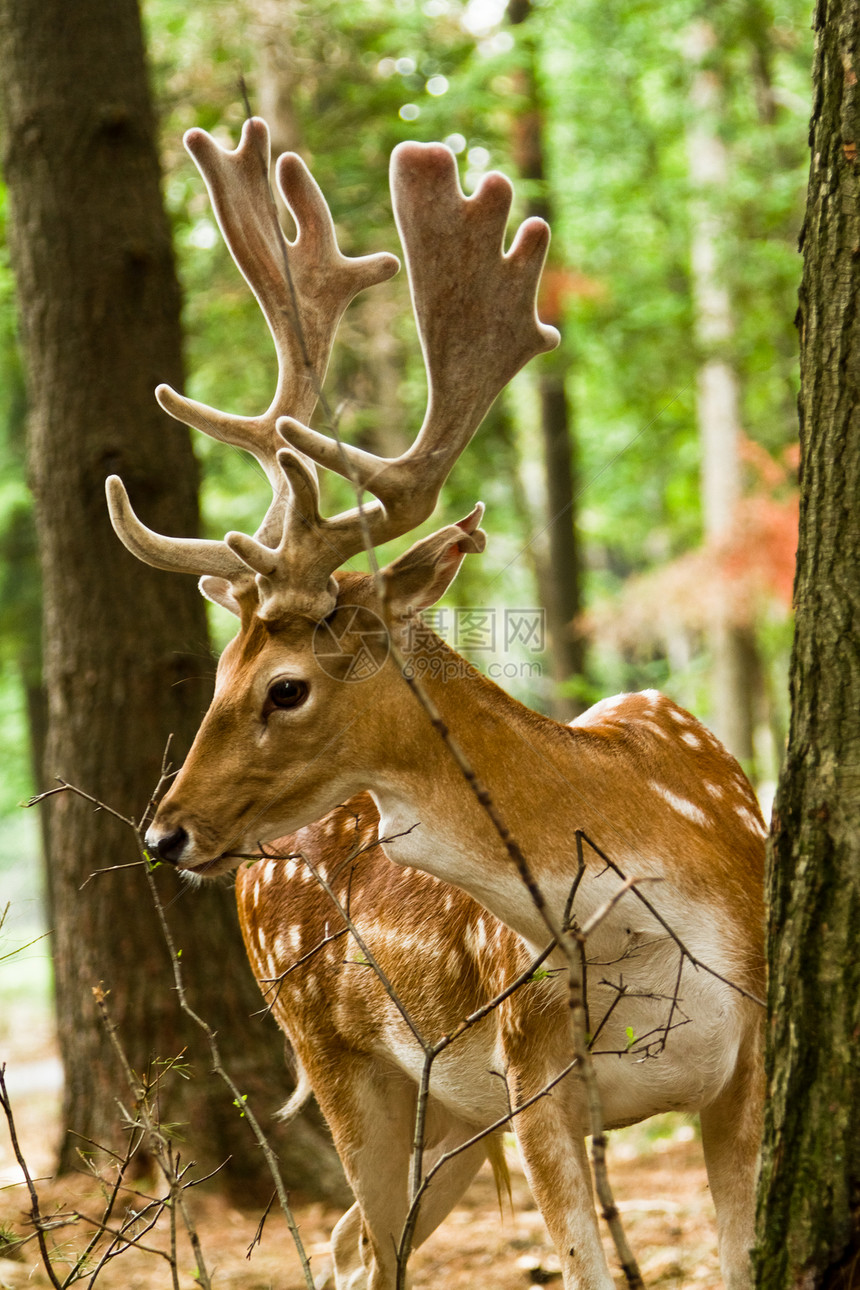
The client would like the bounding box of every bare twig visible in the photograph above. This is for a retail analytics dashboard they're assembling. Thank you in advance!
[0,929,50,962]
[20,773,317,1290]
[79,861,148,889]
[407,934,558,1212]
[257,925,349,1014]
[27,780,137,831]
[396,1057,580,1289]
[290,847,430,1055]
[67,1123,147,1282]
[92,986,213,1290]
[138,735,176,834]
[245,1191,276,1260]
[384,657,647,1286]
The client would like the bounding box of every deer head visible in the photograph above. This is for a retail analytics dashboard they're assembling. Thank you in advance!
[107,118,558,872]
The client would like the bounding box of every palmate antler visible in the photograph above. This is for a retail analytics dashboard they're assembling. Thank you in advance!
[107,118,559,621]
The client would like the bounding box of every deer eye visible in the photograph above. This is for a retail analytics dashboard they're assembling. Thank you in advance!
[265,679,309,713]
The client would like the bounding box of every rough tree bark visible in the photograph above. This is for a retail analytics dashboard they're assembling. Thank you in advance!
[0,0,346,1201]
[754,0,860,1284]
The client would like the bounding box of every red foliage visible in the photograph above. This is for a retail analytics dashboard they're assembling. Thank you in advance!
[584,436,799,650]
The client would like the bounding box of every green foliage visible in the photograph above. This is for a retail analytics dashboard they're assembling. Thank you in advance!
[0,679,32,815]
[0,1221,23,1260]
[544,0,810,592]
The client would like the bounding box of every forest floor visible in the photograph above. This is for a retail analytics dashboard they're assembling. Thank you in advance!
[0,994,724,1290]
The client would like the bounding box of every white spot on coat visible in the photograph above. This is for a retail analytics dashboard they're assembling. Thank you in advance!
[649,782,709,827]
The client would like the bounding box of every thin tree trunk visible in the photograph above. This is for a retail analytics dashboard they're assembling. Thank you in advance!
[539,371,586,694]
[0,0,346,1202]
[251,0,409,464]
[508,0,587,720]
[252,0,301,159]
[686,19,760,771]
[754,0,860,1283]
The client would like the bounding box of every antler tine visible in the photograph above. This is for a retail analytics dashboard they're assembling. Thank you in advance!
[105,475,249,581]
[280,142,560,561]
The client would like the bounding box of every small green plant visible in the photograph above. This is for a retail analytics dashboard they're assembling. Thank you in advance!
[0,1221,24,1261]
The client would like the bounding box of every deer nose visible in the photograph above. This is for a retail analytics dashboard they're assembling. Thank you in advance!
[146,825,189,866]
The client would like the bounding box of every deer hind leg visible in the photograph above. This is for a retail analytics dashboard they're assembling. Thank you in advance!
[318,1058,414,1290]
[699,1024,765,1290]
[409,1105,497,1246]
[314,1058,487,1290]
[509,1068,616,1290]
[330,1134,489,1290]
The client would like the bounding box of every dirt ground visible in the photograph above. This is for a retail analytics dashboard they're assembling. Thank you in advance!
[0,1000,723,1289]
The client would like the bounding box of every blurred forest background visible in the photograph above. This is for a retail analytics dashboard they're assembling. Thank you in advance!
[0,0,808,1143]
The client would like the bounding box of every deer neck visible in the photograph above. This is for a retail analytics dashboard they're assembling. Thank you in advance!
[368,638,573,941]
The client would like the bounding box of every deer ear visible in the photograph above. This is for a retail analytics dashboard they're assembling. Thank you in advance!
[199,575,243,618]
[381,503,486,615]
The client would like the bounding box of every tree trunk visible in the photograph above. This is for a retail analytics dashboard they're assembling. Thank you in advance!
[686,18,760,771]
[0,0,346,1202]
[508,0,587,720]
[252,0,302,160]
[754,0,860,1283]
[250,0,410,465]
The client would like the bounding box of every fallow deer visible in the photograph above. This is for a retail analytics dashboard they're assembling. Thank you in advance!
[107,119,766,1289]
[236,794,553,1290]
